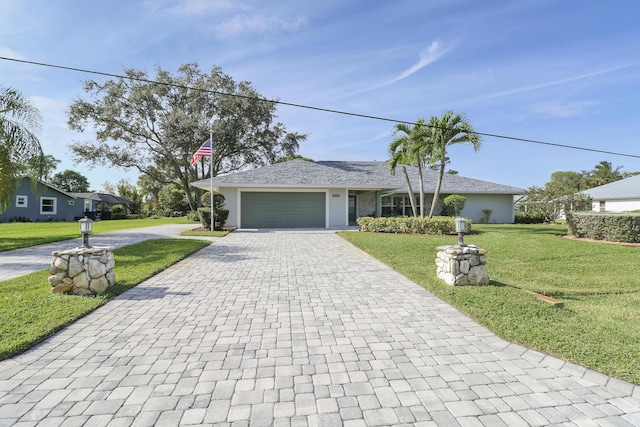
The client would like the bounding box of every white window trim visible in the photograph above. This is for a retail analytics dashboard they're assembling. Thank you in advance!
[40,197,57,215]
[16,195,28,208]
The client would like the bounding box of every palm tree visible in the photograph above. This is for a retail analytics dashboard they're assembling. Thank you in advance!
[589,161,624,187]
[0,86,43,212]
[389,119,432,217]
[426,111,481,218]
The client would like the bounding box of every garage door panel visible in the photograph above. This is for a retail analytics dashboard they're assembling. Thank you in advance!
[241,192,325,228]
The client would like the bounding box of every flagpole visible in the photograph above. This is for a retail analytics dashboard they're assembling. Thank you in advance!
[209,128,214,232]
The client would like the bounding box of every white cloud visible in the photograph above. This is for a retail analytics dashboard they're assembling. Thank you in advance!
[339,40,451,99]
[390,40,449,84]
[215,14,308,39]
[531,101,596,118]
[463,61,640,104]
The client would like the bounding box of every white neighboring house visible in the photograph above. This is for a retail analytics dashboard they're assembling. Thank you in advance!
[583,174,640,212]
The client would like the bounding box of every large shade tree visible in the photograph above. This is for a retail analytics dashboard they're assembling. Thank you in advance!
[0,86,43,212]
[425,111,481,218]
[50,169,90,192]
[67,63,306,211]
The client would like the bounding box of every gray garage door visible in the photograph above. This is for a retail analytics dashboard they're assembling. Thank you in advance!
[241,192,326,228]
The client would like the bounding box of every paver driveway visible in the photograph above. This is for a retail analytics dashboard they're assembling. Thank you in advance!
[1,229,639,426]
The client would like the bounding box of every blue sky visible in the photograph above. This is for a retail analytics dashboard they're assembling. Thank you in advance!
[2,0,640,190]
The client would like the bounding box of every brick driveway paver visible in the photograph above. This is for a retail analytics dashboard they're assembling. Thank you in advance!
[1,229,639,426]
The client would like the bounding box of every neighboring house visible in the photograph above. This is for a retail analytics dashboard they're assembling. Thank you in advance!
[72,192,135,219]
[583,174,640,212]
[0,177,100,223]
[191,160,525,229]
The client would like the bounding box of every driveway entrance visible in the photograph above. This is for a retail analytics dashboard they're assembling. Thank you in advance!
[1,229,638,425]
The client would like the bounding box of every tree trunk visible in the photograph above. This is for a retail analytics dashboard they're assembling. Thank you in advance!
[402,166,418,217]
[428,161,446,218]
[417,161,425,217]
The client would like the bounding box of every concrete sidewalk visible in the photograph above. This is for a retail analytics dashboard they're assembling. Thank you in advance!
[1,229,639,426]
[0,224,195,282]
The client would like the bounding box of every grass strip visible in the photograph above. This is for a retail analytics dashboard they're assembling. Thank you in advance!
[0,238,209,360]
[0,217,197,251]
[339,224,640,385]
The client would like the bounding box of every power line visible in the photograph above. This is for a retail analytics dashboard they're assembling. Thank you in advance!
[2,55,639,160]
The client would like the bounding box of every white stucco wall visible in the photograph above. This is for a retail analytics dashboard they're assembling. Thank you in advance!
[217,187,239,228]
[458,194,516,223]
[591,199,640,212]
[328,188,348,227]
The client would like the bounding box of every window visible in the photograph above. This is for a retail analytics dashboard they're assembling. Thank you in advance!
[84,200,92,211]
[16,195,28,208]
[599,201,606,212]
[381,195,421,216]
[40,197,57,215]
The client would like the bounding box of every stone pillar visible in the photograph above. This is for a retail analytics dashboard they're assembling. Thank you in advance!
[435,245,489,286]
[49,246,116,295]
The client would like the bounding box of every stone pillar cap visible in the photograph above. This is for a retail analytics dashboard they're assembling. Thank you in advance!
[52,246,116,256]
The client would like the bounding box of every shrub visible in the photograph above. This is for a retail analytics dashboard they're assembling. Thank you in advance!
[566,211,640,243]
[110,204,127,220]
[356,216,471,235]
[197,207,229,231]
[515,211,546,224]
[186,210,200,222]
[443,194,466,217]
[480,209,493,224]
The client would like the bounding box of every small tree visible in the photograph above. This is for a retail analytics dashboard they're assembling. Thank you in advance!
[158,182,190,216]
[520,186,592,223]
[443,194,466,217]
[198,191,228,230]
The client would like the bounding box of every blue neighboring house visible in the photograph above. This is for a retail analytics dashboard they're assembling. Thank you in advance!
[0,176,100,223]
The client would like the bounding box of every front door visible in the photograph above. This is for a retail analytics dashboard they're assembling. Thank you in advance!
[348,195,357,225]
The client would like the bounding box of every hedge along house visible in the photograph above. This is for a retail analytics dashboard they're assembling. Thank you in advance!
[583,174,640,212]
[191,160,525,229]
[0,176,101,223]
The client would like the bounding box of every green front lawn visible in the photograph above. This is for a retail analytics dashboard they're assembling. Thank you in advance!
[339,224,640,385]
[0,238,210,360]
[0,217,196,251]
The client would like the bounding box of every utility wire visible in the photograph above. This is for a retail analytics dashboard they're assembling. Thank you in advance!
[2,55,639,159]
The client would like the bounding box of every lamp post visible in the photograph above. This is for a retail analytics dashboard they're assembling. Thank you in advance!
[79,216,93,248]
[455,217,467,246]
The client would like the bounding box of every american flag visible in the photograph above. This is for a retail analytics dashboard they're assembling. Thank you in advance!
[190,139,212,166]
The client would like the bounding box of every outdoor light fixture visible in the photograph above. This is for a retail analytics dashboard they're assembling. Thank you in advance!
[79,216,93,248]
[455,217,467,246]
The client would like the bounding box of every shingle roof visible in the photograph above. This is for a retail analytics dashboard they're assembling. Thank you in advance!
[583,174,640,200]
[191,160,525,195]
